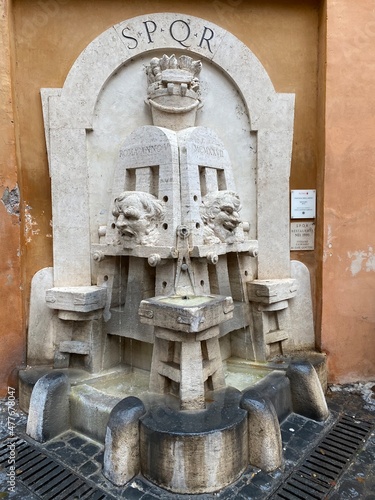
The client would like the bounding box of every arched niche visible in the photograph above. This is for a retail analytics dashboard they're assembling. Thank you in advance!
[41,13,295,287]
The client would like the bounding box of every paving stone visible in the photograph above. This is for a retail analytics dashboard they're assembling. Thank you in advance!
[283,445,301,464]
[45,440,66,451]
[266,468,283,480]
[295,425,321,441]
[302,419,326,433]
[79,459,100,476]
[238,483,265,499]
[96,474,121,492]
[68,435,87,449]
[281,428,293,443]
[237,467,258,484]
[121,485,145,499]
[248,471,274,491]
[82,442,101,456]
[215,486,238,499]
[289,434,310,450]
[59,448,88,467]
[59,430,76,441]
[284,413,306,428]
[95,450,104,464]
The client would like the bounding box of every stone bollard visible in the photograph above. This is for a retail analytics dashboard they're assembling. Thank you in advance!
[26,372,70,442]
[286,360,329,421]
[240,389,282,472]
[103,396,146,486]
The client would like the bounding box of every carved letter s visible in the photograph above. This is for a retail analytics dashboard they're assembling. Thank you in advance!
[122,27,138,49]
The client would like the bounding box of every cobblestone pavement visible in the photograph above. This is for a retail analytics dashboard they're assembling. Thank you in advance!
[0,384,374,499]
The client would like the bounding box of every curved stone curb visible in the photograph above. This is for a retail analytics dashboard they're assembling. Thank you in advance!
[26,372,70,442]
[103,396,146,486]
[241,388,283,472]
[287,360,329,421]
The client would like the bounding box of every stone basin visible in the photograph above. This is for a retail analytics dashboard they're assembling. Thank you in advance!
[157,294,221,307]
[139,387,248,494]
[138,294,234,333]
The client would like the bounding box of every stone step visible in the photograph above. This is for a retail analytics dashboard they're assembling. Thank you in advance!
[59,340,90,354]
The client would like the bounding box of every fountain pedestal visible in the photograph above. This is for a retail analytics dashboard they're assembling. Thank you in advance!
[139,294,234,410]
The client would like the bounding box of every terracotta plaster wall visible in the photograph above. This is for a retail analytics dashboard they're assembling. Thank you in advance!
[0,0,23,396]
[314,0,326,351]
[1,0,321,392]
[322,0,375,382]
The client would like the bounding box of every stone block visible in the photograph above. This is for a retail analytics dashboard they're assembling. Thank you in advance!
[247,279,297,304]
[27,267,56,366]
[45,286,107,312]
[59,341,90,355]
[256,129,294,279]
[49,127,91,286]
[26,372,70,442]
[287,260,315,350]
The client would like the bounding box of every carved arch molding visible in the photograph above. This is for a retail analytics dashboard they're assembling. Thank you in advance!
[42,13,294,286]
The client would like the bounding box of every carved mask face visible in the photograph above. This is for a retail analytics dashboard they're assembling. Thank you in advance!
[114,196,153,244]
[207,194,241,241]
[201,191,243,244]
[214,196,241,233]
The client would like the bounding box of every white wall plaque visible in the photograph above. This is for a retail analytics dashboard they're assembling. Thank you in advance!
[291,190,316,219]
[290,222,315,250]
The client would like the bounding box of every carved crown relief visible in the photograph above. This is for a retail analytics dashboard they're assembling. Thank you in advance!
[146,54,202,102]
[146,54,202,124]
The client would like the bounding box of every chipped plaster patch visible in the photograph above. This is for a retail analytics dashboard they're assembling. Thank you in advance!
[1,185,20,216]
[365,248,375,272]
[323,224,334,262]
[348,247,375,276]
[24,205,40,243]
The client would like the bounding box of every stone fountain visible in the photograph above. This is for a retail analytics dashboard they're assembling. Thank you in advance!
[19,14,329,496]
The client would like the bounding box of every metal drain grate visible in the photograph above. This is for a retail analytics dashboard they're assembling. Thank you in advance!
[0,437,112,499]
[271,414,373,500]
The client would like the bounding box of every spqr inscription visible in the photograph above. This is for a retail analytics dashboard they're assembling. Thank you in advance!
[121,19,215,53]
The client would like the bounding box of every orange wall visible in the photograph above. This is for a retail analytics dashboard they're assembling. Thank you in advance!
[0,0,24,396]
[314,0,327,351]
[321,0,375,382]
